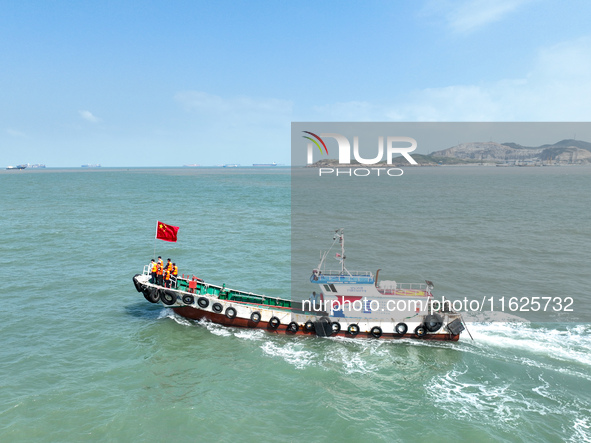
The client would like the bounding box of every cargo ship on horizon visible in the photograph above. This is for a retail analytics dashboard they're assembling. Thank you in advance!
[252,162,278,167]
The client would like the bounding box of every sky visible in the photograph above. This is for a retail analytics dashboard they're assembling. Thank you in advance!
[2,0,591,167]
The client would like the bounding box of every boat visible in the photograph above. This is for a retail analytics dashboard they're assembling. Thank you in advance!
[223,164,239,168]
[252,162,278,167]
[6,164,27,170]
[131,229,465,340]
[81,164,101,168]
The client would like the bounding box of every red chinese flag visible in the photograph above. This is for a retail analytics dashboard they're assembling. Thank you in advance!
[155,221,179,242]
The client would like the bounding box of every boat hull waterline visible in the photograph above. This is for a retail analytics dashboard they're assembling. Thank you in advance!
[132,273,463,341]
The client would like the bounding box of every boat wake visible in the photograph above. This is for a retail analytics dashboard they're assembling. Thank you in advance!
[157,308,193,327]
[159,306,591,439]
[425,363,591,442]
[260,341,317,370]
[426,322,591,442]
[160,307,590,376]
[464,321,591,376]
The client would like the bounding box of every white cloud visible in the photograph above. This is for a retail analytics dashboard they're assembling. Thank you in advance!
[6,128,27,137]
[172,90,293,163]
[425,0,533,33]
[79,110,101,123]
[312,101,375,121]
[314,37,591,122]
[386,83,512,121]
[174,91,292,118]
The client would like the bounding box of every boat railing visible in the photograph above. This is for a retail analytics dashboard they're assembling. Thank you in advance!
[377,282,430,296]
[313,274,375,284]
[312,269,375,284]
[397,282,428,290]
[319,270,373,277]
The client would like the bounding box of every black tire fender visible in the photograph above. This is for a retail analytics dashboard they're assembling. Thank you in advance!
[133,274,143,292]
[287,321,299,333]
[347,324,360,335]
[415,325,427,337]
[268,316,280,329]
[395,322,408,335]
[161,290,177,306]
[370,326,382,338]
[314,316,332,337]
[212,303,223,313]
[250,311,261,323]
[197,297,209,308]
[142,287,159,303]
[225,307,237,319]
[304,320,315,332]
[330,322,341,334]
[424,314,443,332]
[182,295,194,305]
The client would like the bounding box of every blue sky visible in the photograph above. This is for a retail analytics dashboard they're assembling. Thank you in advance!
[2,0,591,167]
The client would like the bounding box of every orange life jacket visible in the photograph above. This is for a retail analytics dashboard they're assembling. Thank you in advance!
[151,262,157,272]
[164,269,170,280]
[172,265,178,276]
[166,262,172,272]
[157,264,163,275]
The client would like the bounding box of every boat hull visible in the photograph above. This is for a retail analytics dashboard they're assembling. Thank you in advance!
[172,305,459,341]
[133,274,461,342]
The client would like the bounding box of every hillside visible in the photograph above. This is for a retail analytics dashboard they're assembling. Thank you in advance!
[307,154,481,167]
[430,139,591,165]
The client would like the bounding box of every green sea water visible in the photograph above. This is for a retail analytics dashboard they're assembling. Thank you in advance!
[1,167,590,442]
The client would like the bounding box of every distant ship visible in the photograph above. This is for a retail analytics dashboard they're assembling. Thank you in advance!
[223,164,239,168]
[183,164,201,167]
[81,164,101,168]
[30,164,45,168]
[6,164,27,170]
[252,162,278,167]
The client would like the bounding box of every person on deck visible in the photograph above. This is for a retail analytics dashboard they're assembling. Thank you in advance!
[163,268,171,288]
[171,263,178,288]
[156,262,163,286]
[309,291,320,310]
[150,259,157,283]
[165,258,172,274]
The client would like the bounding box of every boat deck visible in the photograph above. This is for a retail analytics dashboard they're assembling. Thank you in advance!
[143,266,294,308]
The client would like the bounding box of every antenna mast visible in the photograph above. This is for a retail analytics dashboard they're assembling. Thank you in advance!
[339,228,345,273]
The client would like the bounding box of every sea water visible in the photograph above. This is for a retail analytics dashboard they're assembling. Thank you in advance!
[0,167,590,442]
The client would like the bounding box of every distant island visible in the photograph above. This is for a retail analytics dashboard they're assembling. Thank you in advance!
[307,139,591,167]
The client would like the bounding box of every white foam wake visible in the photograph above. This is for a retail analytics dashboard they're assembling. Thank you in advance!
[465,322,591,369]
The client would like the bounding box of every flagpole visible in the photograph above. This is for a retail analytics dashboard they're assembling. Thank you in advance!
[153,220,158,259]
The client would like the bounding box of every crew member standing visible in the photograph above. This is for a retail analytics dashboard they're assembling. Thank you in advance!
[163,267,171,288]
[150,259,157,284]
[309,291,320,310]
[156,262,163,286]
[171,263,178,288]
